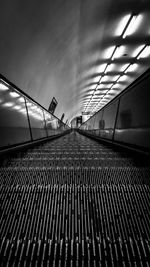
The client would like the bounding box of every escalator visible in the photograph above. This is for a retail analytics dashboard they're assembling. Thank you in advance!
[0,131,150,266]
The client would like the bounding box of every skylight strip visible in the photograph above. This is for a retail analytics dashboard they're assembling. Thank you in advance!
[137,45,150,59]
[123,14,143,39]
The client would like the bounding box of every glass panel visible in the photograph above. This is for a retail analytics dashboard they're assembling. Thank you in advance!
[87,117,94,130]
[80,123,87,130]
[100,100,118,139]
[26,100,47,140]
[103,101,118,129]
[115,74,150,148]
[0,79,31,148]
[116,77,150,129]
[44,110,65,136]
[93,111,103,129]
[57,120,66,134]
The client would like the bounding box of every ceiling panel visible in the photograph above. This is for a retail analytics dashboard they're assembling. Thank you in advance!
[0,0,150,124]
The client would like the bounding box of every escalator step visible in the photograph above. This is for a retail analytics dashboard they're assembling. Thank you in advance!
[0,131,150,265]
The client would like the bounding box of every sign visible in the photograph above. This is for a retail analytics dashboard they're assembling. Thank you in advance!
[48,97,58,114]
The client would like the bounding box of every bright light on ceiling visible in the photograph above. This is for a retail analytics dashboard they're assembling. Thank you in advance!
[121,63,130,72]
[111,84,122,90]
[105,63,115,73]
[100,76,107,83]
[112,46,126,60]
[82,12,149,116]
[115,14,131,36]
[101,75,120,83]
[117,75,128,82]
[97,84,105,89]
[133,45,145,57]
[125,63,138,73]
[137,45,150,59]
[93,76,101,83]
[107,83,113,88]
[114,75,121,82]
[109,88,120,93]
[104,46,116,59]
[88,85,99,90]
[123,14,143,39]
[96,89,108,94]
[96,63,107,73]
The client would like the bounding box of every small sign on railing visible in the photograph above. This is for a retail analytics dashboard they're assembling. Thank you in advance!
[48,97,58,114]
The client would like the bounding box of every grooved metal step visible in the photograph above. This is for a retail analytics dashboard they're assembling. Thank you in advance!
[0,131,150,265]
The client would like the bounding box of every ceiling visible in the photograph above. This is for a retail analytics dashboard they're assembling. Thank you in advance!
[0,0,150,124]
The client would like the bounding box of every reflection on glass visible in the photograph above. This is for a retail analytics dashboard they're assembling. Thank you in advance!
[0,81,9,91]
[0,84,30,147]
[19,97,25,103]
[26,100,46,140]
[13,105,22,110]
[2,102,14,107]
[20,108,26,112]
[0,77,69,148]
[10,92,20,98]
[26,101,44,120]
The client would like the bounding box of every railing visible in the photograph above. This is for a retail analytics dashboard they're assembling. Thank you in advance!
[79,68,150,151]
[0,74,70,150]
